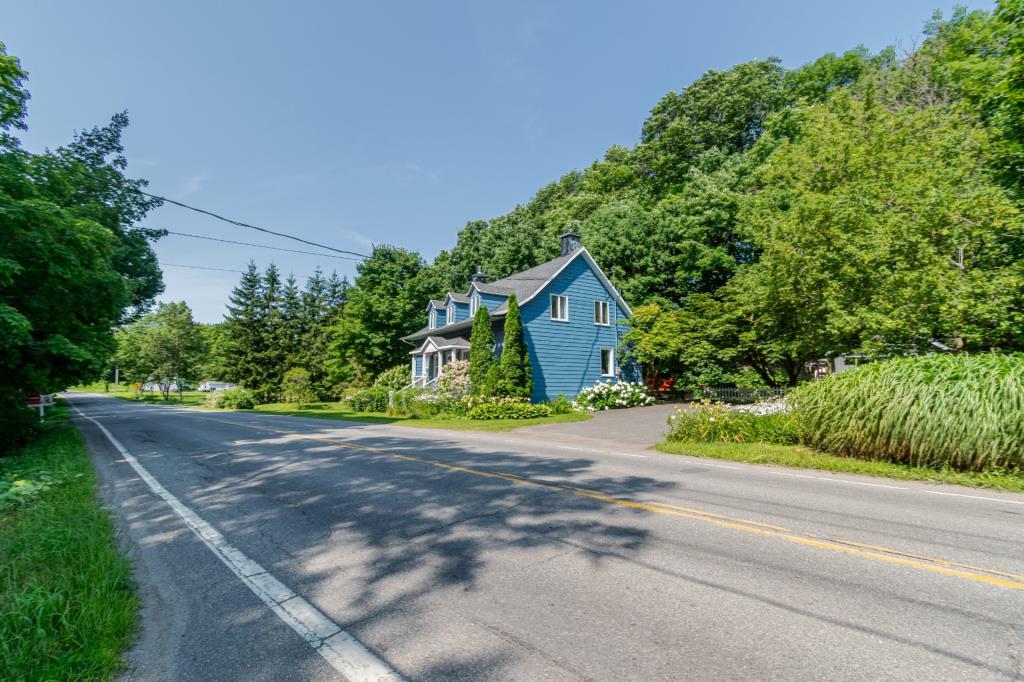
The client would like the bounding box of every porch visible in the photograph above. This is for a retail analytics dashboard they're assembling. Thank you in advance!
[409,336,470,388]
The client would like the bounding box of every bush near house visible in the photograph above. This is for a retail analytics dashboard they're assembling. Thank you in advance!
[572,380,655,411]
[347,386,390,413]
[374,364,411,392]
[468,398,552,420]
[791,353,1024,472]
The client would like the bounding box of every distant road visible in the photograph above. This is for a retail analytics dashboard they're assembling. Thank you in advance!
[68,392,1024,681]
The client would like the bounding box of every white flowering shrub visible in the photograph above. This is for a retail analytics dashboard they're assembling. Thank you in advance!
[572,380,655,411]
[731,396,791,416]
[437,360,471,399]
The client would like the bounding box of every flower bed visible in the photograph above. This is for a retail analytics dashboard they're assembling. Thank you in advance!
[572,380,654,411]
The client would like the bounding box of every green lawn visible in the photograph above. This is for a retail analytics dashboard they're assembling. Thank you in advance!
[0,404,137,681]
[657,440,1024,493]
[71,382,207,407]
[254,401,592,431]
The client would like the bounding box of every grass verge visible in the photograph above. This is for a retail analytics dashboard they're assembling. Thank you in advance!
[0,405,136,681]
[254,401,592,431]
[656,440,1024,493]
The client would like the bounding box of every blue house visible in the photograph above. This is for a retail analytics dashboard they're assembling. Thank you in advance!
[402,231,637,402]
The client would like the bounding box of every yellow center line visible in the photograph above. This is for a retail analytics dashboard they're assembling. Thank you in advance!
[248,425,1024,591]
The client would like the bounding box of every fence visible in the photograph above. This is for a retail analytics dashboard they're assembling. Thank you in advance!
[676,386,788,404]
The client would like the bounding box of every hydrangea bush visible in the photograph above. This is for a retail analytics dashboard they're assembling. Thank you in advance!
[572,380,654,411]
[437,360,471,399]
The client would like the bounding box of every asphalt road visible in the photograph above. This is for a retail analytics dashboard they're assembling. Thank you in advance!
[68,392,1024,681]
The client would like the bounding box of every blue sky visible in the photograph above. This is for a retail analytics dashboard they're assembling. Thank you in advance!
[7,0,992,321]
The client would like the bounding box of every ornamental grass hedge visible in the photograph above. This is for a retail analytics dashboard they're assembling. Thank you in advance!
[791,353,1024,472]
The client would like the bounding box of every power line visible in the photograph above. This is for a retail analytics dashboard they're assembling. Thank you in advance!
[162,262,349,281]
[32,152,372,259]
[143,192,370,259]
[162,230,363,262]
[162,263,247,274]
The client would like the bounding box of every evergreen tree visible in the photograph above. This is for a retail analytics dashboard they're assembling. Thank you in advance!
[498,294,532,399]
[468,305,495,394]
[299,268,333,399]
[280,273,303,366]
[223,261,262,390]
[252,264,286,402]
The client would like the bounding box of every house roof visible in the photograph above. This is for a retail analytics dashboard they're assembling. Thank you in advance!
[402,247,631,343]
[425,299,446,311]
[403,319,475,343]
[408,335,471,354]
[444,292,470,304]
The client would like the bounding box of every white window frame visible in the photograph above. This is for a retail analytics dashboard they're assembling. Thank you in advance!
[600,348,614,377]
[594,300,610,326]
[550,294,569,322]
[447,303,455,325]
[429,309,437,329]
[470,295,479,316]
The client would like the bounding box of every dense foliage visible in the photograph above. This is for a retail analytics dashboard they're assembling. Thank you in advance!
[0,42,163,450]
[223,263,347,402]
[791,354,1024,471]
[115,301,205,399]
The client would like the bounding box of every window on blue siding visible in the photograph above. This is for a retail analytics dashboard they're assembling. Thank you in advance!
[600,348,614,376]
[429,309,437,329]
[594,300,609,325]
[447,303,455,325]
[470,296,479,316]
[550,294,569,321]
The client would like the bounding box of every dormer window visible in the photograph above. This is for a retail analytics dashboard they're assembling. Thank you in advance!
[470,295,480,316]
[447,303,455,325]
[429,309,437,329]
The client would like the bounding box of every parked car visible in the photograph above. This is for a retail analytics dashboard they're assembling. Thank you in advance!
[197,381,237,392]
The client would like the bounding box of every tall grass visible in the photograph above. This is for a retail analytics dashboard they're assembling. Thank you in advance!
[0,407,137,680]
[791,353,1024,471]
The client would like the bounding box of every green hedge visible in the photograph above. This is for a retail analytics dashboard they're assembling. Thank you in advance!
[347,386,390,413]
[468,401,552,420]
[791,353,1024,471]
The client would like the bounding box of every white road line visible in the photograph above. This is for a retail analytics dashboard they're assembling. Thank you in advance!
[922,489,1024,505]
[73,406,404,682]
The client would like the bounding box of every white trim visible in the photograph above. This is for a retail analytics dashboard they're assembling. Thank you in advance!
[428,309,437,329]
[550,294,569,322]
[600,347,615,377]
[519,247,632,317]
[594,300,610,326]
[470,295,480,316]
[447,302,455,325]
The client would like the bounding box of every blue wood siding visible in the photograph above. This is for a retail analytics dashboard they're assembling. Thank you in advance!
[448,301,470,324]
[414,355,423,377]
[520,256,633,402]
[470,285,508,311]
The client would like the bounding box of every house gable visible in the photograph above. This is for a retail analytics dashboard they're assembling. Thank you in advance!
[519,253,635,401]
